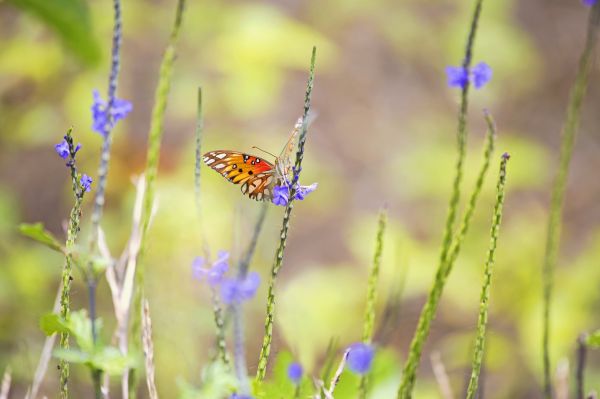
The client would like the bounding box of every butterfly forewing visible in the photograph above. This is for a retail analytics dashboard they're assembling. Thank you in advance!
[203,150,276,201]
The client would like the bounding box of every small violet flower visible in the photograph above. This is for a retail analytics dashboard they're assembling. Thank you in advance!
[91,89,133,136]
[583,0,597,6]
[346,343,375,375]
[220,271,260,305]
[80,174,93,192]
[192,250,229,287]
[446,62,492,90]
[272,183,318,207]
[230,394,254,399]
[54,140,70,159]
[287,362,303,385]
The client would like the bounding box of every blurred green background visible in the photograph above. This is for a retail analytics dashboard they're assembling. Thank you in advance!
[1,0,599,397]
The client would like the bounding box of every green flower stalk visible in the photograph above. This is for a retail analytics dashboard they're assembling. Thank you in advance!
[465,152,510,399]
[358,208,388,399]
[255,46,317,383]
[57,129,89,399]
[397,0,487,390]
[541,4,600,397]
[130,0,186,394]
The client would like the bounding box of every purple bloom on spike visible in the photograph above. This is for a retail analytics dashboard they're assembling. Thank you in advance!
[80,174,93,192]
[272,185,290,206]
[55,140,70,159]
[471,62,493,89]
[91,89,133,135]
[74,143,82,154]
[295,183,318,200]
[221,272,260,304]
[446,66,469,89]
[346,343,374,375]
[287,362,303,385]
[583,0,597,6]
[230,394,254,399]
[192,250,229,287]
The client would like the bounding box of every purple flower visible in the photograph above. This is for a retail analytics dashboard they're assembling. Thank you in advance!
[445,66,469,89]
[55,140,70,159]
[74,143,82,154]
[230,394,254,399]
[471,62,493,89]
[583,0,597,6]
[91,90,133,136]
[192,250,229,287]
[272,185,289,206]
[295,183,318,201]
[220,272,260,304]
[346,343,374,375]
[446,62,493,90]
[287,362,303,385]
[80,174,93,192]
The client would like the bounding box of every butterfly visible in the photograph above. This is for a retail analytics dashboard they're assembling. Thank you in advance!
[202,119,302,202]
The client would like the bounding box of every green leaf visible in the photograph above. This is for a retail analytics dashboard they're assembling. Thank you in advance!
[69,310,102,353]
[53,348,90,364]
[19,223,63,252]
[6,0,101,65]
[587,330,600,348]
[39,313,69,336]
[194,360,237,399]
[90,347,136,376]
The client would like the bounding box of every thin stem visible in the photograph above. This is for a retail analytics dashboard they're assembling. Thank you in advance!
[255,46,317,383]
[576,334,588,399]
[358,208,387,399]
[466,153,510,399]
[129,0,186,394]
[542,5,600,397]
[211,289,229,366]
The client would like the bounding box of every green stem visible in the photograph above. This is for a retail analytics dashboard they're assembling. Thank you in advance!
[542,5,600,398]
[466,153,510,399]
[254,47,317,383]
[358,208,387,399]
[397,0,485,393]
[59,129,86,399]
[129,0,186,395]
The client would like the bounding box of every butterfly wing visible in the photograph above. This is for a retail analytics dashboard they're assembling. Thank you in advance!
[203,150,276,201]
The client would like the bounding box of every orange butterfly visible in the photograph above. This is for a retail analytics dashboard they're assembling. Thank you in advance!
[203,119,302,202]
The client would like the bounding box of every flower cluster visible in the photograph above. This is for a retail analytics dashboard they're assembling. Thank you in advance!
[446,62,492,90]
[54,134,93,195]
[192,250,260,304]
[272,182,318,207]
[91,89,133,136]
[583,0,598,6]
[287,362,303,385]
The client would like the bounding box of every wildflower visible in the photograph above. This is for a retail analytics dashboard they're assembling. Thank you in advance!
[445,66,469,89]
[55,140,70,159]
[230,394,254,399]
[346,343,374,375]
[272,183,318,206]
[446,62,492,90]
[220,272,260,304]
[471,62,493,89]
[80,174,93,192]
[583,0,597,6]
[91,89,133,135]
[192,250,229,287]
[272,185,289,206]
[287,362,303,385]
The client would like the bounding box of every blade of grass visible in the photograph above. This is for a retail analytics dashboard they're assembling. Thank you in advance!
[254,46,317,383]
[465,153,510,399]
[542,5,600,397]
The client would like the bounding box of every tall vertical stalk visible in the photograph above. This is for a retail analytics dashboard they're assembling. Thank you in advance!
[255,47,317,383]
[358,208,387,398]
[397,1,485,396]
[465,153,510,399]
[542,5,600,397]
[129,0,186,395]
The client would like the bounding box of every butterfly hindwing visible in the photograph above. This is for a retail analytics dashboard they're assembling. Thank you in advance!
[203,151,275,201]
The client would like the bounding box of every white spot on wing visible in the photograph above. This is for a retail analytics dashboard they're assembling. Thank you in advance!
[216,153,227,159]
[214,163,225,169]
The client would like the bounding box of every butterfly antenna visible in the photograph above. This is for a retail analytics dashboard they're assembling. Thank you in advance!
[251,146,278,159]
